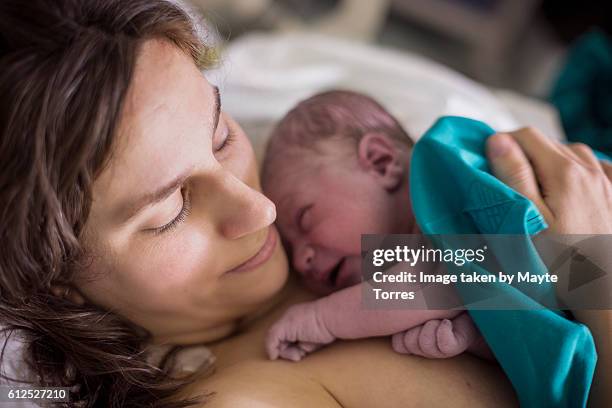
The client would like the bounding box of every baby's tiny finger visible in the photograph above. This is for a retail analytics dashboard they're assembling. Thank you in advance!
[402,327,425,357]
[267,344,279,360]
[450,313,479,345]
[279,340,290,352]
[391,332,409,354]
[436,319,462,356]
[299,341,320,353]
[419,320,444,358]
[281,346,304,362]
[265,331,281,360]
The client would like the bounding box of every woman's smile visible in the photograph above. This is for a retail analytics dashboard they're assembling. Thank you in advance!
[224,226,278,275]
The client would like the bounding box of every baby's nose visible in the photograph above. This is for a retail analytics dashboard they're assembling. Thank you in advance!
[293,244,315,275]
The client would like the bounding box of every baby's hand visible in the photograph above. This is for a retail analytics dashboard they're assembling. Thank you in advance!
[266,301,336,361]
[391,312,482,358]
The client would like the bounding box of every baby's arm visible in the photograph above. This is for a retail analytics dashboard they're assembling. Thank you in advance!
[317,282,463,338]
[266,281,464,361]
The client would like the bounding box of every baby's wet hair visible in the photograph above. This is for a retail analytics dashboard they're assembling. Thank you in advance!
[266,89,413,156]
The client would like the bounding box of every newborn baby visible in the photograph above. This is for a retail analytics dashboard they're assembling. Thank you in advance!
[262,90,490,361]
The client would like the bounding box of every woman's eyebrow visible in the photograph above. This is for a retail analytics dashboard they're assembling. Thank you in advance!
[118,169,193,223]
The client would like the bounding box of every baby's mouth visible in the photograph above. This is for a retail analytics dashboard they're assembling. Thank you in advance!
[328,257,346,288]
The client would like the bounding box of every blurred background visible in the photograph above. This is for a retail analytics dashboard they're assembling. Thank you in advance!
[183,0,612,156]
[187,0,610,97]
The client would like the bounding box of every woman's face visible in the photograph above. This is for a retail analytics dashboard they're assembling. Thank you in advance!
[77,39,288,344]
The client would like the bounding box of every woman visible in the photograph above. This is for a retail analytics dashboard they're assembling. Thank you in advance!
[0,1,609,407]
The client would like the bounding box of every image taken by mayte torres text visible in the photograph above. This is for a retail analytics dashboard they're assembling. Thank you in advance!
[361,234,611,310]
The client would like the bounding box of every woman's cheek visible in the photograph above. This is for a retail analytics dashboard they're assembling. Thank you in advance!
[129,229,219,300]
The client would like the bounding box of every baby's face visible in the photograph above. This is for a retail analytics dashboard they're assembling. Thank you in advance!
[263,141,404,295]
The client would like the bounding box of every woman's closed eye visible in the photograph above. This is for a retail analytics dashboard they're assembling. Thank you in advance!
[144,115,238,236]
[145,187,192,235]
[213,115,236,153]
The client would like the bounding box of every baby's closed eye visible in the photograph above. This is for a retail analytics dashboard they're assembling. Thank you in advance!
[296,205,313,232]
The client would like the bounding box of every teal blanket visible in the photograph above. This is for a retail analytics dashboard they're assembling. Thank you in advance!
[410,116,599,407]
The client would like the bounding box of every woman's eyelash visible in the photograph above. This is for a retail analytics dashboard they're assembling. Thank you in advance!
[216,125,236,152]
[151,187,192,235]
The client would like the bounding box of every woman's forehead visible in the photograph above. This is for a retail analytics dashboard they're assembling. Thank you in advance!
[91,40,216,223]
[118,39,214,152]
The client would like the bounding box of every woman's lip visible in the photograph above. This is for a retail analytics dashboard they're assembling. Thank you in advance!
[224,227,277,274]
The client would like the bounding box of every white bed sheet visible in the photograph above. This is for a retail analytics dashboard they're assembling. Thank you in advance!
[206,32,564,161]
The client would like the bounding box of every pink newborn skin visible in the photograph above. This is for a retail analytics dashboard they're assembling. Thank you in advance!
[262,90,491,362]
[265,282,492,361]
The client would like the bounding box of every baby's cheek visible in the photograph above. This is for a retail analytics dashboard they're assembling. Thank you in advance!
[311,221,359,254]
[326,210,376,249]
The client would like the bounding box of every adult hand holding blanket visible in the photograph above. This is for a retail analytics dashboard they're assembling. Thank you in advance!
[485,127,612,408]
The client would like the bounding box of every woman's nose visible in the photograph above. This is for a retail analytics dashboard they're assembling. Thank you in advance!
[213,169,276,240]
[293,244,315,274]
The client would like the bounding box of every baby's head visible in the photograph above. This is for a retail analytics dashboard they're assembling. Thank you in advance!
[262,90,415,295]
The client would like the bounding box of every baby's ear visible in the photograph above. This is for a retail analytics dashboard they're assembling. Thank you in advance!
[358,132,405,191]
